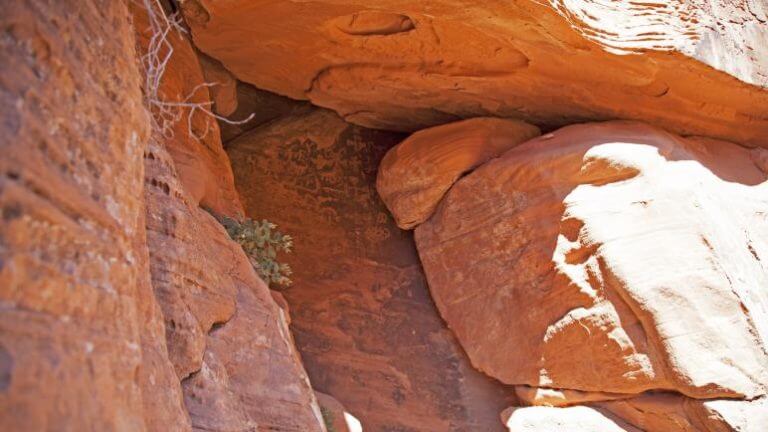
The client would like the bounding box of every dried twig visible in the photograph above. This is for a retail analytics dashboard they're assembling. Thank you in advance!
[137,0,254,141]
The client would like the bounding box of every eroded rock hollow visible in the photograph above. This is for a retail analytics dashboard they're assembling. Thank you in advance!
[1,0,767,431]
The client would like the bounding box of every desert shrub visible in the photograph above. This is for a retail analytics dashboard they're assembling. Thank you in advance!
[321,406,337,432]
[217,215,293,287]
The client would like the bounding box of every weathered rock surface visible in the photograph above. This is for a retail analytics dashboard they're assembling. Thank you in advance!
[134,4,326,430]
[180,252,325,432]
[132,2,243,219]
[377,118,541,229]
[503,392,768,431]
[414,121,768,401]
[182,0,768,146]
[227,107,517,432]
[0,0,188,429]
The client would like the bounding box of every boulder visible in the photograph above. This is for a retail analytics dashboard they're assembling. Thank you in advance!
[377,118,540,229]
[181,0,768,146]
[414,121,768,398]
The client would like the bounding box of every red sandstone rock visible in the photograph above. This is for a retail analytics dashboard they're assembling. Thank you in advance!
[0,0,188,429]
[198,54,238,117]
[132,3,243,218]
[216,83,310,143]
[181,253,325,432]
[142,94,324,432]
[377,118,541,229]
[181,0,768,146]
[414,121,768,399]
[227,107,517,431]
[143,138,238,379]
[315,391,363,432]
[133,4,326,430]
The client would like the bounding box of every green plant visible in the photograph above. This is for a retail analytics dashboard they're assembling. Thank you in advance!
[320,406,337,432]
[217,215,293,287]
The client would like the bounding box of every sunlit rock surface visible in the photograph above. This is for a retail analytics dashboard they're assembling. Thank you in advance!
[415,121,768,397]
[182,0,768,146]
[377,117,540,229]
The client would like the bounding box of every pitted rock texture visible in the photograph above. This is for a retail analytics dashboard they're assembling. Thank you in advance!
[414,121,768,400]
[227,107,517,432]
[182,0,768,146]
[143,139,237,380]
[145,134,325,432]
[180,252,326,432]
[377,118,541,229]
[134,5,326,429]
[0,0,187,429]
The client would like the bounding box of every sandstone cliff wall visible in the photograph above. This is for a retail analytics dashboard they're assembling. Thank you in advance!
[0,1,326,430]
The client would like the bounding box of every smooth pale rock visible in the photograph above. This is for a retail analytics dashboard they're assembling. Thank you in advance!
[415,121,768,398]
[181,0,768,147]
[505,393,768,431]
[0,0,188,429]
[695,397,768,431]
[377,118,540,229]
[227,107,516,432]
[502,406,640,432]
